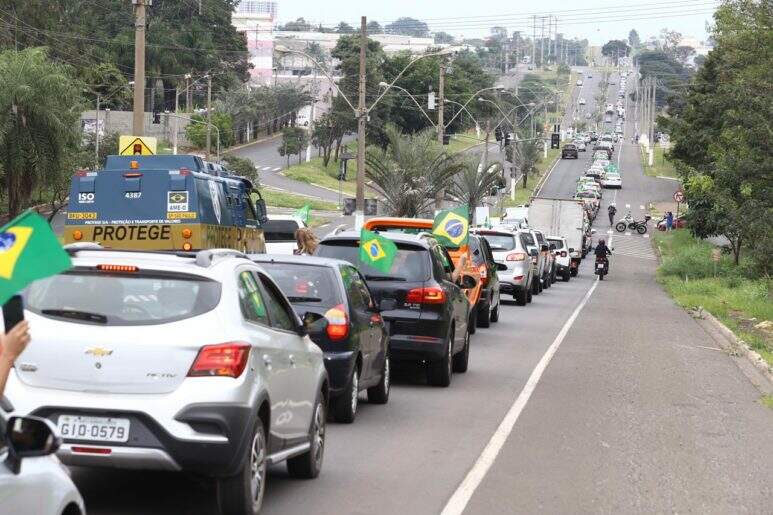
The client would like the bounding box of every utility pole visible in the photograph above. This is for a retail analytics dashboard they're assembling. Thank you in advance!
[649,78,656,166]
[540,16,545,66]
[173,85,179,154]
[95,94,101,163]
[306,68,317,162]
[205,74,212,160]
[532,16,536,66]
[435,61,446,209]
[355,16,367,228]
[185,73,191,112]
[131,0,150,136]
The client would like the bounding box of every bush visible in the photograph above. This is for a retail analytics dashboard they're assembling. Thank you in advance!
[222,154,259,186]
[185,113,234,150]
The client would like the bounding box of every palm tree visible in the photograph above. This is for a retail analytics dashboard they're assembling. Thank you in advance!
[365,125,464,218]
[447,159,504,223]
[0,48,82,217]
[510,139,541,189]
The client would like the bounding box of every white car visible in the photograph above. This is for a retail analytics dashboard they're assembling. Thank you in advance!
[263,215,306,254]
[573,140,587,151]
[578,97,586,105]
[0,405,85,515]
[576,80,583,86]
[546,236,573,282]
[7,246,330,514]
[601,173,622,189]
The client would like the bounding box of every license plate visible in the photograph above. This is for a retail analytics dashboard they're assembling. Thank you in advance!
[597,264,605,269]
[58,415,130,443]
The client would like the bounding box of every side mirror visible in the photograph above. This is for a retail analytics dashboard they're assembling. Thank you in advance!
[549,244,556,251]
[252,189,269,225]
[568,248,575,253]
[4,416,61,475]
[528,248,539,258]
[460,275,478,289]
[590,228,597,234]
[378,298,397,312]
[303,312,328,339]
[540,244,549,252]
[496,262,508,271]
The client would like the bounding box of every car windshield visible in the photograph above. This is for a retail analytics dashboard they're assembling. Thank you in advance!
[258,263,343,309]
[547,239,564,249]
[25,270,221,326]
[480,233,516,252]
[317,241,429,282]
[263,219,300,242]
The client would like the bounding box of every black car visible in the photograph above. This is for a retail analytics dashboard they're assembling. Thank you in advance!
[561,144,579,159]
[468,234,502,328]
[251,255,390,423]
[317,231,474,387]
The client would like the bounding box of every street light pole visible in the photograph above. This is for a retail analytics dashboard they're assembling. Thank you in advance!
[95,94,101,164]
[205,74,212,161]
[355,16,367,228]
[131,0,150,136]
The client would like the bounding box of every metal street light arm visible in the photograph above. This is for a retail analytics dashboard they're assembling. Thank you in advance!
[443,85,505,128]
[444,99,479,129]
[380,83,437,129]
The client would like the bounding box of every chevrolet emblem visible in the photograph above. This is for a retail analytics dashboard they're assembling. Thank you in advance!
[85,347,113,358]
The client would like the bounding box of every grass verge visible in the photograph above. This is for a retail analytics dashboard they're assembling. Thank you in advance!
[261,188,338,211]
[641,144,678,179]
[654,230,773,367]
[499,148,561,209]
[282,156,359,197]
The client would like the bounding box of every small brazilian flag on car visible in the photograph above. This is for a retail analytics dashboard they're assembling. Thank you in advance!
[432,206,469,248]
[0,211,72,305]
[359,229,397,274]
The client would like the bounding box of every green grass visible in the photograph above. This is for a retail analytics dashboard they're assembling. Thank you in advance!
[282,156,359,197]
[446,129,484,154]
[499,148,561,209]
[641,145,679,179]
[762,395,773,409]
[260,189,338,211]
[654,231,773,367]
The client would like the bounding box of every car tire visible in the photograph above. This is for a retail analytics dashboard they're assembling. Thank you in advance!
[515,288,527,306]
[490,300,500,322]
[543,274,551,289]
[287,398,326,479]
[570,268,578,277]
[477,299,491,328]
[562,269,571,282]
[527,287,533,303]
[217,419,267,515]
[367,353,390,405]
[428,327,453,387]
[468,309,477,335]
[452,327,470,373]
[331,367,358,424]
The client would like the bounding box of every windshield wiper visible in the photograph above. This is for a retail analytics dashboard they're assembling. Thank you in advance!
[41,309,107,324]
[287,296,323,303]
[365,275,406,282]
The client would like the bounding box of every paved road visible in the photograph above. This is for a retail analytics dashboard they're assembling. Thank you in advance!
[68,68,773,514]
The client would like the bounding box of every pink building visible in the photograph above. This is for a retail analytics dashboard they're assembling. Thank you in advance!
[233,1,278,84]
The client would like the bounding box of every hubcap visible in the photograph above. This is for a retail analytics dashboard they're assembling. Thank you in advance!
[312,404,325,467]
[249,429,266,508]
[350,371,359,415]
[447,334,453,376]
[384,356,390,392]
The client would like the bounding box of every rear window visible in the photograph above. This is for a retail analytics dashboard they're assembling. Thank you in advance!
[263,220,301,242]
[258,263,343,309]
[468,237,486,266]
[480,233,516,252]
[317,241,429,282]
[547,238,564,249]
[24,270,221,326]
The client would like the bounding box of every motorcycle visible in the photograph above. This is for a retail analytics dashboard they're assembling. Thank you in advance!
[615,214,651,234]
[595,255,609,280]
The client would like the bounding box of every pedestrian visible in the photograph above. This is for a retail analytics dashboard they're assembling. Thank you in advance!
[0,320,31,398]
[608,204,617,226]
[666,211,674,232]
[294,227,319,255]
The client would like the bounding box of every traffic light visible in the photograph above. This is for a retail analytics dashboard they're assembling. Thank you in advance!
[494,127,503,141]
[337,159,348,181]
[551,133,560,149]
[442,134,450,145]
[504,132,512,146]
[152,110,161,124]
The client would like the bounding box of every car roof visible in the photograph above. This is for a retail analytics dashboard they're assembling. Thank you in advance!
[472,228,516,237]
[248,253,349,269]
[321,230,433,248]
[266,215,304,223]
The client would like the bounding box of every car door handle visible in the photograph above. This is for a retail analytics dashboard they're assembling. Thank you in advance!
[262,354,272,368]
[288,354,296,367]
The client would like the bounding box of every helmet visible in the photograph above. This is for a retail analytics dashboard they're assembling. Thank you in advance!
[598,238,606,245]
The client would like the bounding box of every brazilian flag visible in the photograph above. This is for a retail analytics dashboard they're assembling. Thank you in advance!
[432,206,469,248]
[359,229,397,274]
[0,211,72,305]
[294,204,311,224]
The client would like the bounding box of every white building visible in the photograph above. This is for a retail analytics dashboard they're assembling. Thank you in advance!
[233,1,277,84]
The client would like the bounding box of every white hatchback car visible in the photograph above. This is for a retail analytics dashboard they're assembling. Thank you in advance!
[263,215,306,254]
[7,246,329,515]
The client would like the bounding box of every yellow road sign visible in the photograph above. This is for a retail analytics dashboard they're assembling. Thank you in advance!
[119,135,157,156]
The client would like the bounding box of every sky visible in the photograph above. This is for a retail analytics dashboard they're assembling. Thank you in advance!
[272,0,718,45]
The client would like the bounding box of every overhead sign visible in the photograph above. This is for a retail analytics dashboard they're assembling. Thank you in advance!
[119,135,157,156]
[673,190,685,203]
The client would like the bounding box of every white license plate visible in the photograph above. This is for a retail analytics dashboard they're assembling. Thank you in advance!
[597,264,605,269]
[58,415,130,443]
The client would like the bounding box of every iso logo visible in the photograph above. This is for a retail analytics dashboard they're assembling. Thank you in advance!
[77,192,95,204]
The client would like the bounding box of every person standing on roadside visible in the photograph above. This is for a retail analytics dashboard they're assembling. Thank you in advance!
[666,211,674,231]
[608,204,617,226]
[0,320,31,398]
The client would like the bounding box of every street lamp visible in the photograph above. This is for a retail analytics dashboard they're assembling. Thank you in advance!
[274,44,459,227]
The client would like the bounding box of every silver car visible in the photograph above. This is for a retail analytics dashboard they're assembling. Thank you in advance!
[7,247,329,515]
[474,228,535,306]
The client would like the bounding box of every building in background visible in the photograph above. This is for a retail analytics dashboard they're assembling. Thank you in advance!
[233,1,278,84]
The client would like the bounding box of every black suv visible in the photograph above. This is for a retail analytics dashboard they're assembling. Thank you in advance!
[252,255,390,423]
[561,144,579,159]
[317,231,474,387]
[468,234,502,328]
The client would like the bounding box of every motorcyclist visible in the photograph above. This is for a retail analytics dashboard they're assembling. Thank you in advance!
[595,238,612,272]
[607,204,617,226]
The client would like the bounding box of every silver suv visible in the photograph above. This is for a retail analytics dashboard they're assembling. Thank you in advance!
[7,246,329,515]
[472,228,534,306]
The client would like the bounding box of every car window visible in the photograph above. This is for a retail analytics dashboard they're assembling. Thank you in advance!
[547,238,564,249]
[479,238,495,264]
[256,273,297,332]
[431,245,453,280]
[341,265,366,310]
[238,271,269,325]
[317,241,430,282]
[258,262,343,310]
[262,219,301,242]
[481,233,516,252]
[355,271,375,309]
[520,232,535,247]
[468,237,486,266]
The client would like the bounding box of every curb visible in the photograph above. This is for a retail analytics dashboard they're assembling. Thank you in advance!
[228,133,282,152]
[690,308,773,386]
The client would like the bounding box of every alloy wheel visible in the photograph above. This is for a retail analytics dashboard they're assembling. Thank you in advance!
[350,371,359,416]
[249,428,267,510]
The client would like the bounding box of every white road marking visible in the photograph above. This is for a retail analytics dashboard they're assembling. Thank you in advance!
[643,234,650,238]
[625,232,631,236]
[625,203,630,209]
[441,279,600,515]
[639,205,645,210]
[272,167,281,171]
[261,166,272,171]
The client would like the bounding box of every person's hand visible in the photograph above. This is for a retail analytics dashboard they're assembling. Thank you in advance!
[0,320,31,365]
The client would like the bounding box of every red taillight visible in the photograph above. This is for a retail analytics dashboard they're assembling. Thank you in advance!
[97,264,139,273]
[188,343,251,378]
[179,167,191,176]
[325,304,349,341]
[406,287,447,304]
[560,251,567,258]
[506,252,527,262]
[72,446,112,455]
[478,264,489,286]
[513,275,524,281]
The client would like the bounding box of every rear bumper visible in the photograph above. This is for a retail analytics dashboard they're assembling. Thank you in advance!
[383,313,450,362]
[323,350,357,395]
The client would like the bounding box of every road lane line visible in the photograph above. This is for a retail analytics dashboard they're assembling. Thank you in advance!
[441,279,600,515]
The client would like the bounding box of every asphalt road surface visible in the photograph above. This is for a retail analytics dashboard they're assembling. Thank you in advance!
[70,69,773,514]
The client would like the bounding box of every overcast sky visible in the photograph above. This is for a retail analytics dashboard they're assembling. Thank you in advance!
[274,0,718,45]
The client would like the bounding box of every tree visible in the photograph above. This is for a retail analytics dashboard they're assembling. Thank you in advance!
[222,154,259,186]
[336,22,355,34]
[434,32,455,44]
[636,50,692,107]
[278,127,307,166]
[510,139,541,189]
[601,40,630,65]
[628,29,641,49]
[366,21,383,35]
[185,112,234,150]
[674,45,696,65]
[0,48,83,217]
[385,17,430,38]
[660,28,683,54]
[282,18,312,32]
[448,160,504,221]
[365,125,465,217]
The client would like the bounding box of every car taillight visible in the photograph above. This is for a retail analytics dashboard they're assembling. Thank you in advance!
[406,287,447,304]
[188,343,251,378]
[478,264,488,286]
[506,252,527,261]
[560,251,567,258]
[324,304,349,340]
